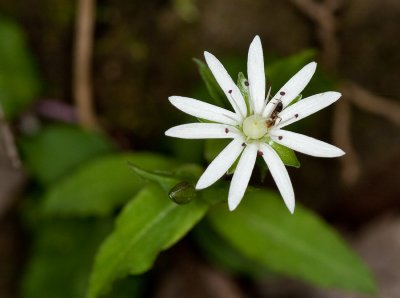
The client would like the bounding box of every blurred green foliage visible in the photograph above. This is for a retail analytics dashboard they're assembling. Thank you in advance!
[193,58,226,107]
[270,141,300,168]
[88,184,208,298]
[42,152,179,217]
[16,38,373,298]
[22,220,113,298]
[19,125,115,186]
[267,50,316,93]
[208,189,376,293]
[0,16,40,119]
[193,220,272,278]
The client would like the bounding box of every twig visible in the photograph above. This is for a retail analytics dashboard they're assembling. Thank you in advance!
[73,0,98,130]
[290,0,340,71]
[343,82,400,126]
[332,97,360,185]
[291,0,361,184]
[325,0,346,12]
[0,105,21,168]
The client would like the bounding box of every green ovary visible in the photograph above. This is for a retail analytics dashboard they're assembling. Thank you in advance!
[242,115,269,139]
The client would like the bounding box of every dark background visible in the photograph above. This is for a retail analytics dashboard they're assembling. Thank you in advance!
[0,0,399,297]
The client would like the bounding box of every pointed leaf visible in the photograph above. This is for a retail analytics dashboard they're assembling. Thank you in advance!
[267,50,315,93]
[237,72,250,112]
[22,220,112,298]
[128,162,203,189]
[193,221,271,278]
[127,162,202,204]
[204,138,239,177]
[127,163,182,193]
[207,188,376,294]
[0,16,41,119]
[193,58,226,107]
[204,139,230,163]
[269,141,300,168]
[19,124,115,185]
[87,184,208,298]
[42,153,178,217]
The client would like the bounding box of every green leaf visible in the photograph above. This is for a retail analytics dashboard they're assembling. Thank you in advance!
[19,124,115,185]
[267,49,315,93]
[128,162,203,190]
[103,276,144,298]
[164,137,204,164]
[204,138,299,181]
[204,139,239,175]
[0,16,41,119]
[207,188,376,294]
[237,72,250,112]
[22,219,112,298]
[256,158,269,182]
[193,58,226,107]
[237,137,299,181]
[87,184,208,298]
[204,139,230,163]
[193,221,271,278]
[127,163,183,193]
[288,93,302,107]
[42,153,179,217]
[269,141,300,168]
[127,162,203,205]
[267,50,337,132]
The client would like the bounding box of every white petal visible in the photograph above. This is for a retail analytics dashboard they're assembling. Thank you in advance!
[262,97,282,119]
[228,143,258,211]
[276,62,317,108]
[169,96,241,125]
[270,129,345,157]
[247,35,266,114]
[277,91,342,128]
[259,143,295,213]
[204,51,247,118]
[165,123,239,139]
[196,137,245,189]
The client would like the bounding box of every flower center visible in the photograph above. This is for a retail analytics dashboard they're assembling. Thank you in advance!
[242,114,269,139]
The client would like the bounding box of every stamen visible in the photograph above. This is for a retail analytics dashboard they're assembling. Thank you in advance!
[265,86,272,102]
[221,113,240,123]
[226,90,246,119]
[241,142,246,147]
[225,128,229,134]
[261,86,272,117]
[257,150,263,156]
[275,113,300,127]
[280,91,286,96]
[278,136,283,140]
[272,97,282,105]
[244,81,249,86]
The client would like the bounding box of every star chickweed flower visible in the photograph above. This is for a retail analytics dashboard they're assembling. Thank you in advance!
[165,35,345,213]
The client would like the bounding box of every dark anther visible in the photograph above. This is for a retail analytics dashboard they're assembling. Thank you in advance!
[225,128,229,134]
[241,142,246,147]
[257,150,264,156]
[280,91,286,96]
[295,113,299,118]
[245,81,249,86]
[278,136,283,140]
[228,89,233,94]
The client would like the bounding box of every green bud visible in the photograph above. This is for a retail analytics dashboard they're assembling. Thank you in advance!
[168,181,197,205]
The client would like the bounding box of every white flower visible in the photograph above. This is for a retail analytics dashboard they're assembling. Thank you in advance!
[165,35,345,213]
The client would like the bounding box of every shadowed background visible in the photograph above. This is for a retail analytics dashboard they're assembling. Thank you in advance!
[0,0,399,297]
